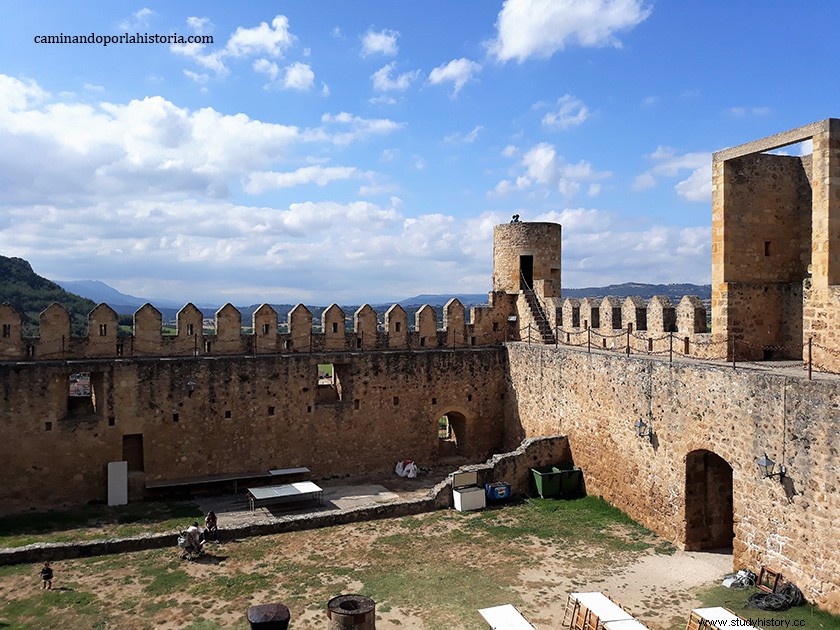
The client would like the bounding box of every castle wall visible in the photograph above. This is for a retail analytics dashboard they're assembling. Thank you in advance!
[505,343,840,613]
[0,348,507,514]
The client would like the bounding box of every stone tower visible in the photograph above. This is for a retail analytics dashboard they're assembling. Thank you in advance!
[493,221,562,342]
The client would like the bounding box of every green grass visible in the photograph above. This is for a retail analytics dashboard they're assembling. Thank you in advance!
[696,585,840,630]
[0,500,203,548]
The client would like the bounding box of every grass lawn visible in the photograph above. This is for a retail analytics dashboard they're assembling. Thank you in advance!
[0,497,836,630]
[696,585,840,630]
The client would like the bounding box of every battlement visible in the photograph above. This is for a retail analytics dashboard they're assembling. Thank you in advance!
[0,293,520,361]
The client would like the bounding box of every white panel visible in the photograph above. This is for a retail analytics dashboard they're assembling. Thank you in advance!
[107,461,128,506]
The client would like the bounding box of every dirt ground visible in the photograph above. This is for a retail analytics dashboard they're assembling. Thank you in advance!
[0,470,734,629]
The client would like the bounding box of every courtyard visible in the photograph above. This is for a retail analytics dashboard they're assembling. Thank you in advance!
[1,491,837,630]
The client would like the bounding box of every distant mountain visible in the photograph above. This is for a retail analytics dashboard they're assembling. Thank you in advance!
[562,282,711,301]
[54,280,192,311]
[394,294,490,307]
[0,256,98,335]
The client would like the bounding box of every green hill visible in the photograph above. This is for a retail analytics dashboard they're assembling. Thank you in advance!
[0,256,98,336]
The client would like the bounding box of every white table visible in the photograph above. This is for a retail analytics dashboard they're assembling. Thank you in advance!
[248,481,323,511]
[570,592,634,625]
[479,604,536,629]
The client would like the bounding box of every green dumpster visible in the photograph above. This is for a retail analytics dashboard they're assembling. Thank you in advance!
[558,466,582,497]
[530,466,562,498]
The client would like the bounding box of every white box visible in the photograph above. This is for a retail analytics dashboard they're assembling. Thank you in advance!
[453,485,486,511]
[107,461,128,506]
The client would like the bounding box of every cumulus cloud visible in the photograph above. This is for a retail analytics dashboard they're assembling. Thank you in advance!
[186,16,213,35]
[728,106,771,117]
[493,142,610,199]
[428,58,481,96]
[282,62,315,90]
[633,146,712,201]
[541,94,590,130]
[361,28,399,57]
[488,0,652,63]
[172,14,296,78]
[371,63,421,92]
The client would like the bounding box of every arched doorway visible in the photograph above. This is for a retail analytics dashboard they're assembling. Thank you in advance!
[437,411,467,458]
[684,449,734,550]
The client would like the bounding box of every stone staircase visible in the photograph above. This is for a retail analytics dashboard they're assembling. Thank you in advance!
[523,288,556,344]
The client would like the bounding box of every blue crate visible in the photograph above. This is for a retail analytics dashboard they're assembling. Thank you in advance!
[485,482,511,501]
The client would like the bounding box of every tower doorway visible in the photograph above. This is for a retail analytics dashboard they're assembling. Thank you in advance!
[520,255,534,290]
[684,449,734,550]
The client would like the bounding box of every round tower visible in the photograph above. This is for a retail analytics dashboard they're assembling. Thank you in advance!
[493,221,561,298]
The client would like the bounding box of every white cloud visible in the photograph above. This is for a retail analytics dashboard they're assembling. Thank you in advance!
[493,142,610,199]
[282,62,315,91]
[118,7,155,31]
[443,126,483,144]
[186,16,213,35]
[371,63,421,91]
[316,112,405,145]
[172,14,296,79]
[244,165,362,194]
[428,58,481,96]
[542,94,590,130]
[253,58,280,82]
[634,146,712,201]
[488,0,652,63]
[728,106,771,117]
[501,144,519,158]
[0,75,48,110]
[361,28,399,57]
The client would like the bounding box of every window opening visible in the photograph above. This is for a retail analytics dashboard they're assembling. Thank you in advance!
[2,324,10,337]
[99,323,107,336]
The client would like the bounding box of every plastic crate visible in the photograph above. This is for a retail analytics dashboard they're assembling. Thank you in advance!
[485,481,512,500]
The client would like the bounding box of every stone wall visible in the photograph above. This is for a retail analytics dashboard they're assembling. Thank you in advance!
[0,348,507,514]
[504,342,840,613]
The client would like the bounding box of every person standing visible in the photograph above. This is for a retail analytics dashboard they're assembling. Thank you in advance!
[40,562,53,590]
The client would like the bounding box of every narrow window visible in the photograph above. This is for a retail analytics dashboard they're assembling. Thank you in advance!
[108,416,116,426]
[224,410,232,419]
[420,337,426,347]
[393,396,399,406]
[648,338,653,352]
[99,323,107,336]
[471,336,476,346]
[395,322,402,333]
[764,241,771,256]
[284,339,292,350]
[172,413,179,422]
[332,322,339,333]
[268,406,275,416]
[356,337,362,348]
[262,323,270,335]
[307,405,312,413]
[116,343,124,357]
[26,344,35,357]
[2,324,10,338]
[432,397,437,405]
[354,399,360,410]
[684,337,690,355]
[204,340,212,353]
[187,323,194,336]
[492,322,499,332]
[45,422,52,431]
[467,394,472,402]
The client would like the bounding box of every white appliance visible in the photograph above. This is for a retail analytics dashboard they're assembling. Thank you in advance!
[452,470,486,512]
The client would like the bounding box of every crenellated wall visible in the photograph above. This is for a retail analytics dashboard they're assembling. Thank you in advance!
[0,293,519,361]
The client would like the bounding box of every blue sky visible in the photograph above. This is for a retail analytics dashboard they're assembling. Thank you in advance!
[1,1,837,305]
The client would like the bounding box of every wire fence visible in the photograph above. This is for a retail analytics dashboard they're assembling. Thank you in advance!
[517,323,837,380]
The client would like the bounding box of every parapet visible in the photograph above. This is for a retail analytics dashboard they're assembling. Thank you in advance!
[0,294,518,361]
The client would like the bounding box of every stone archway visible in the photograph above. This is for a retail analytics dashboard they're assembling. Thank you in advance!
[684,449,734,550]
[437,411,468,458]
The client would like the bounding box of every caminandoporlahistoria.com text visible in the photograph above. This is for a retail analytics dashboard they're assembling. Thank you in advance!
[33,33,213,46]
